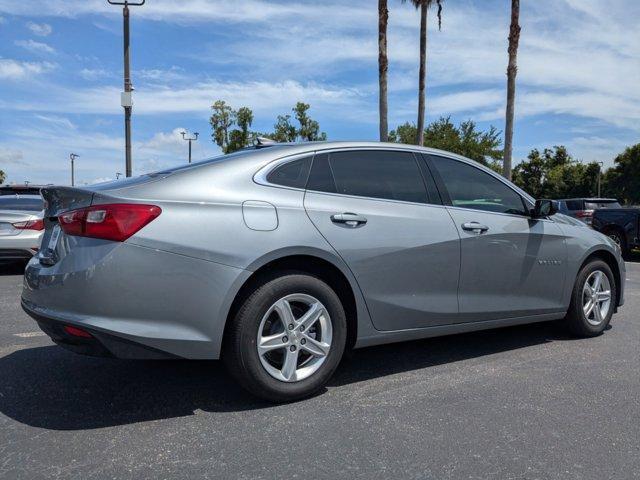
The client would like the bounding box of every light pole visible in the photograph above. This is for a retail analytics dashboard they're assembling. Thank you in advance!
[107,0,145,178]
[116,172,123,180]
[597,161,604,197]
[70,153,79,186]
[181,131,199,164]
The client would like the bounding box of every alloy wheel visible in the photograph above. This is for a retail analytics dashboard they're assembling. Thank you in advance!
[582,270,612,326]
[257,293,332,382]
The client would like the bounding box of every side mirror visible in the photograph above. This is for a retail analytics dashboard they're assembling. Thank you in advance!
[532,199,558,218]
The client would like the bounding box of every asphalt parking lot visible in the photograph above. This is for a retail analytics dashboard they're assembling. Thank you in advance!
[1,260,639,480]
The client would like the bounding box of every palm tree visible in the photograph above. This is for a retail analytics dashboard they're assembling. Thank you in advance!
[378,0,389,142]
[503,0,521,180]
[403,0,443,146]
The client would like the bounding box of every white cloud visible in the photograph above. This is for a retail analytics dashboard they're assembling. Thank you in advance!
[26,21,52,36]
[15,39,56,55]
[0,58,56,79]
[79,68,109,80]
[0,148,28,166]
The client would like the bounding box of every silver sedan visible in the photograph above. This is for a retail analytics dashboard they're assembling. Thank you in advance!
[22,142,625,401]
[0,194,44,262]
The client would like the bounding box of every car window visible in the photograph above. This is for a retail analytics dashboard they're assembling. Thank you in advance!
[585,201,621,209]
[266,156,312,188]
[0,196,44,211]
[566,200,583,210]
[430,155,527,215]
[307,150,428,204]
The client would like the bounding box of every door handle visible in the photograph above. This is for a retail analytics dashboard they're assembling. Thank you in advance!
[331,213,367,228]
[462,222,489,234]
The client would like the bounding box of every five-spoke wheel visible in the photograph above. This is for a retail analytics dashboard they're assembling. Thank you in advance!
[257,294,332,382]
[224,273,347,402]
[582,270,611,326]
[566,259,616,337]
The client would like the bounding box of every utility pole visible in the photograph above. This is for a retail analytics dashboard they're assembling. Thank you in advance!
[108,0,145,177]
[181,131,199,164]
[70,153,79,186]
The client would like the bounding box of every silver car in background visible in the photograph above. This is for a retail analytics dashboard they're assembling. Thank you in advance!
[0,194,45,262]
[22,142,625,401]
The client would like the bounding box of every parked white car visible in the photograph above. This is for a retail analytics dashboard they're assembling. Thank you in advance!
[0,194,45,262]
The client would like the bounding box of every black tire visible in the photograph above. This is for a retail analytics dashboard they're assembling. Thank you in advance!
[605,228,629,259]
[223,273,347,402]
[565,259,616,337]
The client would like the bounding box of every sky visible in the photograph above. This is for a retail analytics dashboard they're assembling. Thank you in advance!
[0,0,638,186]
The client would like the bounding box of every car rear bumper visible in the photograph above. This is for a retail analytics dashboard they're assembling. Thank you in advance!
[21,241,250,359]
[23,302,179,359]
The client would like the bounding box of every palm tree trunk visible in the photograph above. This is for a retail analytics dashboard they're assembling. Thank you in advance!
[416,3,428,146]
[503,0,520,180]
[378,0,389,142]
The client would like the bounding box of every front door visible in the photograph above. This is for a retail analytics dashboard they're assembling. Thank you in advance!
[428,154,567,322]
[304,150,461,331]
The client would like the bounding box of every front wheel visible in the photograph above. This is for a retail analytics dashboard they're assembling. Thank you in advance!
[565,259,616,337]
[224,273,347,402]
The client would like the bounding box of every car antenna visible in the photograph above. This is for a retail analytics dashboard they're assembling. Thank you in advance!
[254,137,278,148]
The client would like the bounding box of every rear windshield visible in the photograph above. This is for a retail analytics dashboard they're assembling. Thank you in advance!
[0,196,44,211]
[585,201,621,209]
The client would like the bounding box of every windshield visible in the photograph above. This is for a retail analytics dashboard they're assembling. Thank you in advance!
[0,196,44,211]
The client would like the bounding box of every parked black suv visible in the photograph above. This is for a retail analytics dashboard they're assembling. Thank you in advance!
[557,198,621,225]
[592,207,640,258]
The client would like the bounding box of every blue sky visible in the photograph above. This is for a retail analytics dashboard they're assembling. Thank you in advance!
[0,0,638,186]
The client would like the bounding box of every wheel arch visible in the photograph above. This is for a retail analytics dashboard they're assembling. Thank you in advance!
[222,250,364,355]
[579,249,622,308]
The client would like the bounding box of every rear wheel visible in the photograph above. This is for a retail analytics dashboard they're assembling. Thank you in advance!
[565,259,616,337]
[224,273,347,402]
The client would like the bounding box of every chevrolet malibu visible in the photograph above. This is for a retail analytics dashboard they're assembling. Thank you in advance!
[22,142,625,401]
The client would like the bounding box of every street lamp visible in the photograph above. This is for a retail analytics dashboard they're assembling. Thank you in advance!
[107,0,145,178]
[70,153,80,186]
[116,172,123,179]
[181,131,199,164]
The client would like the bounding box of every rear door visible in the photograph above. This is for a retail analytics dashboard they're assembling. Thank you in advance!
[303,149,460,331]
[427,154,567,322]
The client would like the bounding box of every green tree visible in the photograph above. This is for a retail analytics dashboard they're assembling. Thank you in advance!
[0,170,5,184]
[210,101,256,154]
[209,100,236,153]
[512,146,600,199]
[390,117,502,168]
[602,144,640,205]
[293,102,327,141]
[262,102,326,143]
[211,100,327,153]
[402,0,443,145]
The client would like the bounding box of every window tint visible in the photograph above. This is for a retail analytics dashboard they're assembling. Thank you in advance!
[266,156,312,188]
[0,196,44,211]
[566,200,583,210]
[430,155,527,215]
[307,154,337,193]
[311,151,427,203]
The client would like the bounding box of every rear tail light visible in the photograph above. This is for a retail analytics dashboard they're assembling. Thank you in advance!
[63,325,93,338]
[58,203,161,242]
[12,219,45,231]
[575,210,594,221]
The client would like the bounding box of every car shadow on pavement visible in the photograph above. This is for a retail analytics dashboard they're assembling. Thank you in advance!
[0,320,581,431]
